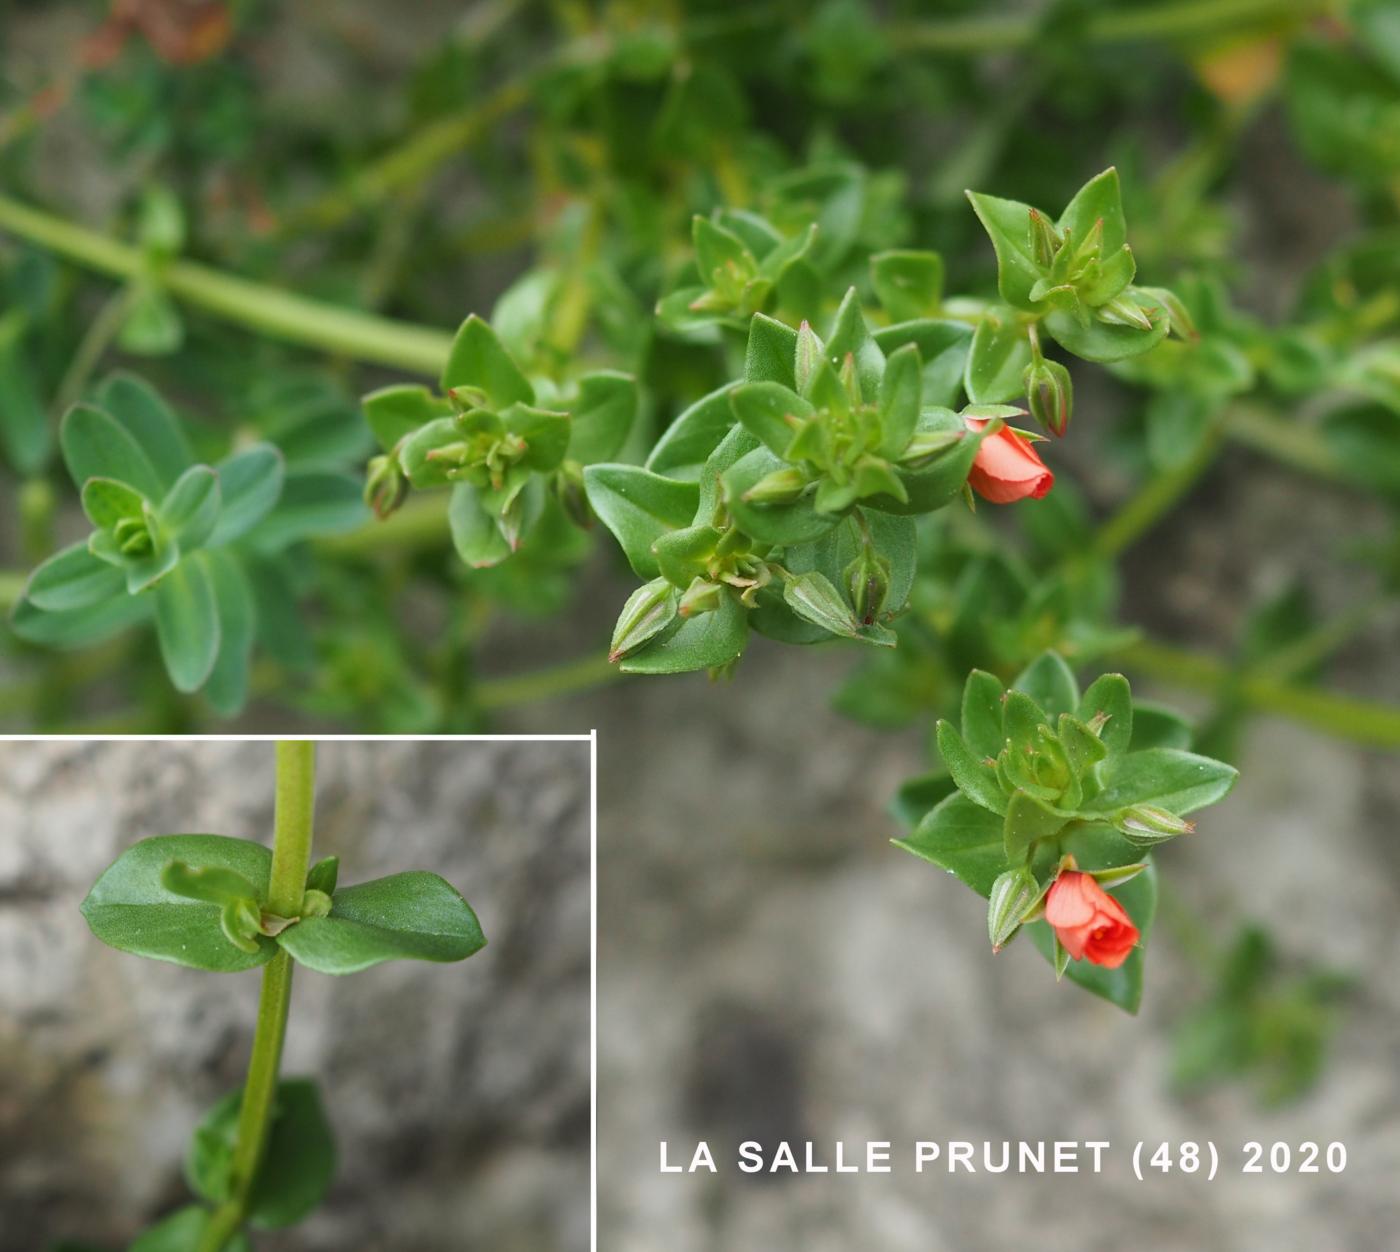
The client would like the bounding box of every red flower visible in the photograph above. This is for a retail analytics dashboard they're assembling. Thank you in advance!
[965,420,1054,504]
[1044,871,1139,969]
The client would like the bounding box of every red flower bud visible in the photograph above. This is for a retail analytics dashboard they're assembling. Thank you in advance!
[1044,870,1139,969]
[965,420,1054,504]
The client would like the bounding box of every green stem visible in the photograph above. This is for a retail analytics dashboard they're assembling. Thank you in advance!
[897,0,1329,53]
[0,195,452,376]
[1222,402,1345,482]
[1094,411,1227,559]
[198,741,317,1252]
[1113,637,1400,750]
[475,650,620,710]
[53,285,135,415]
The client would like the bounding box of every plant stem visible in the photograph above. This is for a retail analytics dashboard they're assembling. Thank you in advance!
[1112,637,1400,750]
[897,0,1328,53]
[1093,412,1228,559]
[198,741,317,1252]
[0,195,452,376]
[475,650,620,710]
[52,285,135,415]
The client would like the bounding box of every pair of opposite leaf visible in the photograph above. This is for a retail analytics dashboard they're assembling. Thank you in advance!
[81,834,485,976]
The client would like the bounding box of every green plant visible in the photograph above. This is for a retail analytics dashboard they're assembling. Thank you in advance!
[76,742,485,1250]
[2,0,1392,1060]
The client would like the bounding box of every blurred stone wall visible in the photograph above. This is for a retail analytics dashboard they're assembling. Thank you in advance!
[0,739,591,1252]
[584,643,1400,1252]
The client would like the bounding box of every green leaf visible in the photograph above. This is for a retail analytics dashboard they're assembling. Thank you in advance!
[871,249,943,321]
[1086,749,1238,816]
[10,588,150,648]
[722,447,834,547]
[729,381,813,458]
[0,312,50,474]
[824,287,885,399]
[60,402,164,499]
[80,476,146,531]
[1044,301,1169,363]
[895,792,1007,897]
[1130,702,1194,751]
[694,214,756,280]
[129,1207,250,1252]
[744,312,798,387]
[1012,651,1079,719]
[936,719,1006,815]
[1057,167,1126,255]
[966,190,1044,312]
[618,590,748,674]
[159,465,221,550]
[95,372,194,491]
[447,482,512,568]
[209,444,284,546]
[570,370,637,464]
[584,465,700,579]
[187,1078,335,1228]
[1028,863,1156,1013]
[646,383,741,476]
[960,669,1005,759]
[23,542,126,612]
[872,318,972,408]
[504,403,571,473]
[362,383,450,453]
[965,311,1032,405]
[877,343,922,457]
[245,471,368,551]
[441,314,533,407]
[80,834,275,972]
[1077,673,1133,756]
[117,283,184,355]
[276,871,486,974]
[203,550,257,717]
[1003,789,1069,862]
[155,555,220,693]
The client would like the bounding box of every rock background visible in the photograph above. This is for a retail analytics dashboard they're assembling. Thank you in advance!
[573,644,1400,1252]
[0,739,591,1252]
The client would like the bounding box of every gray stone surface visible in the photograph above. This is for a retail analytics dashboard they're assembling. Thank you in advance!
[582,642,1400,1251]
[0,739,591,1252]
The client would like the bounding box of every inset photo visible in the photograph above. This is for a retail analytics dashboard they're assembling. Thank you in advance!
[0,737,591,1252]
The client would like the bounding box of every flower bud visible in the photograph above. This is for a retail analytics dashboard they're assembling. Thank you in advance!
[219,897,263,955]
[364,453,409,520]
[782,569,860,638]
[899,427,962,467]
[1096,293,1154,331]
[556,462,593,529]
[299,888,333,919]
[844,546,892,627]
[1023,358,1073,438]
[987,866,1044,952]
[743,466,808,505]
[679,576,724,618]
[609,577,679,663]
[1118,804,1195,846]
